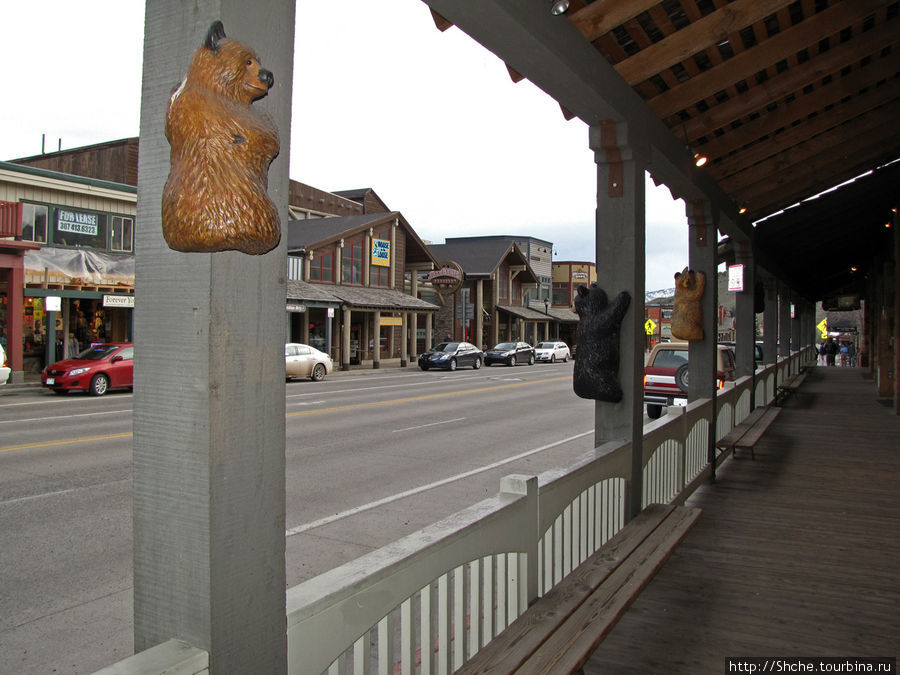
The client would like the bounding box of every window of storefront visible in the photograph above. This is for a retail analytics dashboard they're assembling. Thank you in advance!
[110,216,134,252]
[310,251,334,282]
[21,203,48,243]
[498,264,510,301]
[341,238,363,285]
[369,228,391,288]
[552,282,570,306]
[55,208,108,248]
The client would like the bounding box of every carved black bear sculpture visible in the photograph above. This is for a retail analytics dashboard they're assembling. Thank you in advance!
[572,283,631,402]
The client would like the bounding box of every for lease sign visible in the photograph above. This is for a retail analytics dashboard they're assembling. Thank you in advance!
[58,209,99,236]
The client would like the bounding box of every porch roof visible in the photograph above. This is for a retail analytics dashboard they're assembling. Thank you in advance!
[286,280,439,312]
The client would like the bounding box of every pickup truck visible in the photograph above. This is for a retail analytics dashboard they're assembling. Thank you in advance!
[643,341,736,419]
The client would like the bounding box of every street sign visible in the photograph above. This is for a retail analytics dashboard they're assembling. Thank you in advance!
[816,318,828,339]
[644,318,658,335]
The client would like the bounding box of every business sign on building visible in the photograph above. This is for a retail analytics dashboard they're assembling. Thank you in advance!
[371,238,391,267]
[56,208,106,248]
[425,261,463,294]
[727,264,744,292]
[103,294,135,308]
[380,316,403,326]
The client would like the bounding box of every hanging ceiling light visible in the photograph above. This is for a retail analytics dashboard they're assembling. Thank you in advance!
[550,0,570,16]
[738,206,748,215]
[693,152,708,167]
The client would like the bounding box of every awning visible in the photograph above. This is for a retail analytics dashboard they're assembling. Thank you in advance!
[497,305,555,321]
[286,280,439,312]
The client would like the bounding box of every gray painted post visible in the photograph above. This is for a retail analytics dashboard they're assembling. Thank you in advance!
[589,122,646,521]
[779,285,792,364]
[134,3,294,671]
[733,238,757,381]
[685,200,718,479]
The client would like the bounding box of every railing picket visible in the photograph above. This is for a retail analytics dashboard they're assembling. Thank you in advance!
[353,633,367,675]
[482,555,494,645]
[496,554,508,632]
[453,565,465,669]
[437,574,450,675]
[420,583,433,675]
[468,559,481,656]
[377,614,393,675]
[400,598,414,675]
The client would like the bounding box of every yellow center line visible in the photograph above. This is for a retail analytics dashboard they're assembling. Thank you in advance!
[286,375,570,417]
[0,432,133,454]
[0,375,571,453]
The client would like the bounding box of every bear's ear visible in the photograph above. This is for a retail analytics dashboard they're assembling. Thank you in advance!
[205,21,227,52]
[576,285,588,297]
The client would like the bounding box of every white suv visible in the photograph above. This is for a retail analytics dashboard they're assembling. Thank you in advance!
[534,341,570,363]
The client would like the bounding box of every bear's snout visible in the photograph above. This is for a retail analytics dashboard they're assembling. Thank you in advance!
[259,69,274,89]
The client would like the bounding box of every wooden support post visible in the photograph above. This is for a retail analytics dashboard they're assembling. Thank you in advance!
[686,200,718,481]
[133,3,293,671]
[590,121,646,520]
[733,237,756,382]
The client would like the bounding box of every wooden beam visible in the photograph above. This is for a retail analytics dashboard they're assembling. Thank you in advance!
[680,17,900,141]
[568,0,660,43]
[711,82,900,178]
[700,58,900,164]
[649,0,888,120]
[737,116,900,211]
[615,0,793,85]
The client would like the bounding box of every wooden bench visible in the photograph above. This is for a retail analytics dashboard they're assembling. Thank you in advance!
[716,406,782,460]
[457,503,701,674]
[775,371,807,405]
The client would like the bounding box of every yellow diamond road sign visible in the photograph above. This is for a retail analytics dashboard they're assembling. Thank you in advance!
[817,318,828,338]
[645,318,658,336]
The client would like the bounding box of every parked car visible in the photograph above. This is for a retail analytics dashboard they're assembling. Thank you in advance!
[41,343,134,396]
[484,341,535,367]
[0,344,10,385]
[534,341,570,363]
[418,341,483,371]
[285,343,333,381]
[643,341,736,419]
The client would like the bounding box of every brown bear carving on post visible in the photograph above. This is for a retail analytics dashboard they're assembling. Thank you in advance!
[162,21,280,254]
[670,267,706,341]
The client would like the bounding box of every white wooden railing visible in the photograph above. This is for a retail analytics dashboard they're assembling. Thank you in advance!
[96,349,813,675]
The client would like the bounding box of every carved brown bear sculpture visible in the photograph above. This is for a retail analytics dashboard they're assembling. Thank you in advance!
[572,283,631,402]
[162,21,280,254]
[670,267,706,341]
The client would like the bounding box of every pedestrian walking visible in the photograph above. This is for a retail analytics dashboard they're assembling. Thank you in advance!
[822,337,838,366]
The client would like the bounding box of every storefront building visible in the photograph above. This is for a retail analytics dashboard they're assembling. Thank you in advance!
[1,161,135,381]
[286,209,440,370]
[425,239,545,349]
[550,260,598,350]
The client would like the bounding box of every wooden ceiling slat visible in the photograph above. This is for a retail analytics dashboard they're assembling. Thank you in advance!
[704,68,900,171]
[733,114,899,208]
[679,17,899,142]
[569,0,662,43]
[614,0,793,85]
[647,0,888,120]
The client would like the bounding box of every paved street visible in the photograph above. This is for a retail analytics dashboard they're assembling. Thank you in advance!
[0,361,604,673]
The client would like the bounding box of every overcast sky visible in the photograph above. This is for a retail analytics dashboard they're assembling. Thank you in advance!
[1,0,689,292]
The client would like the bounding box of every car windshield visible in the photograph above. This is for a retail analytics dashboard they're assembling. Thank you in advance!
[536,343,556,349]
[493,342,516,350]
[75,345,119,361]
[434,342,459,353]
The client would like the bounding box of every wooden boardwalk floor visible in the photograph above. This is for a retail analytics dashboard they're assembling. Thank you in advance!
[585,366,900,673]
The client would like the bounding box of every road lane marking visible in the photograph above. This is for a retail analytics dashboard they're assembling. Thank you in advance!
[285,376,569,418]
[0,409,132,425]
[0,376,570,453]
[285,428,593,537]
[0,432,132,454]
[392,417,465,433]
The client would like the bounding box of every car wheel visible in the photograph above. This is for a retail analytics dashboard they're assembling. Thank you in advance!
[473,358,482,370]
[449,358,457,371]
[647,404,663,419]
[528,354,535,366]
[419,364,429,371]
[563,354,569,362]
[90,373,110,396]
[550,354,556,363]
[675,363,690,393]
[310,363,326,382]
[508,356,515,367]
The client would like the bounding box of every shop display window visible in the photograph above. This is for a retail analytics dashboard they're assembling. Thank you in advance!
[498,264,510,301]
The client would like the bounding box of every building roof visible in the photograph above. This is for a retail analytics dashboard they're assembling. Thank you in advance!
[427,239,536,281]
[286,214,392,251]
[286,280,439,312]
[497,304,556,321]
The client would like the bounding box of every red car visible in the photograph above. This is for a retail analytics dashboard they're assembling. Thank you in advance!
[42,342,134,396]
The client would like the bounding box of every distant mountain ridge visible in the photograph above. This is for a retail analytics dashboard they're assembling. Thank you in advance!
[646,288,675,302]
